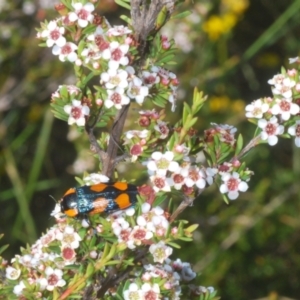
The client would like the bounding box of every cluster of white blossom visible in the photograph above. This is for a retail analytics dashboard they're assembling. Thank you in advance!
[245,58,300,146]
[123,258,214,300]
[5,224,81,296]
[37,1,179,126]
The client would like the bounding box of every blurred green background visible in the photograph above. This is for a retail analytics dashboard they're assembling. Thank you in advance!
[1,0,300,299]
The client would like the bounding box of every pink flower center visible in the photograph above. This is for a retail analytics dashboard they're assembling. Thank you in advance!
[62,247,75,260]
[188,170,199,182]
[144,75,156,85]
[265,123,277,135]
[111,92,122,104]
[154,177,165,189]
[71,107,83,119]
[279,100,291,112]
[133,228,146,240]
[227,178,239,191]
[120,229,130,241]
[158,124,169,135]
[48,274,59,286]
[50,29,60,40]
[95,36,109,51]
[173,174,184,184]
[144,290,157,300]
[131,144,142,155]
[111,48,122,61]
[61,44,72,54]
[77,9,89,20]
[296,124,300,137]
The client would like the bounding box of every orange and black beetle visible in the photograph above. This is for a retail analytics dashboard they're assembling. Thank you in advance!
[60,182,138,218]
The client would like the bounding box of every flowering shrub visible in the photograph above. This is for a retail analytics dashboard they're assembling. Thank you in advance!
[1,0,300,299]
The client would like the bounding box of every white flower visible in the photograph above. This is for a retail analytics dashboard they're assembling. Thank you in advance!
[288,120,300,147]
[81,44,102,64]
[205,167,218,185]
[104,87,130,110]
[272,77,296,98]
[141,283,160,300]
[52,42,78,62]
[219,172,248,200]
[150,174,173,192]
[41,20,66,47]
[127,77,149,104]
[258,116,284,146]
[147,151,179,176]
[271,98,299,121]
[13,280,26,296]
[107,25,132,36]
[142,70,160,87]
[101,68,129,89]
[64,100,90,126]
[83,173,110,185]
[102,41,129,70]
[55,225,82,249]
[289,57,300,64]
[245,99,269,119]
[6,266,21,280]
[185,166,207,189]
[171,166,189,190]
[268,74,285,86]
[44,267,66,291]
[149,241,173,263]
[123,283,143,300]
[68,2,94,28]
[125,129,149,140]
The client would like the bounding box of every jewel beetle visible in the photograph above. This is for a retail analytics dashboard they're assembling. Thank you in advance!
[60,182,138,218]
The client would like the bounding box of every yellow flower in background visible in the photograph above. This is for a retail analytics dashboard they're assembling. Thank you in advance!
[222,0,249,15]
[203,13,237,40]
[203,0,249,41]
[202,15,224,40]
[209,96,245,113]
[209,95,231,112]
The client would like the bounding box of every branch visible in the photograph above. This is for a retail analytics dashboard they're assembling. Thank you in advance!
[96,248,149,298]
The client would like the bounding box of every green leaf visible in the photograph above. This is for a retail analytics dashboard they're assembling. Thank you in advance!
[167,241,181,249]
[120,15,132,25]
[0,244,9,255]
[235,134,243,156]
[114,0,131,10]
[171,10,192,20]
[185,223,199,233]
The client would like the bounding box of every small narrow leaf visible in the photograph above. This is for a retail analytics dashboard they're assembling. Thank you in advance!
[114,0,131,10]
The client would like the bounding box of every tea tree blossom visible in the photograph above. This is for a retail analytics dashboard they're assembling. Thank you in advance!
[245,98,270,119]
[219,172,248,200]
[104,87,130,109]
[102,41,129,70]
[41,20,66,47]
[185,166,207,189]
[270,98,299,121]
[288,120,300,147]
[123,283,143,300]
[64,100,90,126]
[147,151,179,176]
[6,266,21,280]
[141,283,160,300]
[100,68,129,89]
[41,267,66,291]
[55,225,82,249]
[52,42,78,62]
[127,77,149,104]
[68,2,95,28]
[149,241,173,263]
[258,116,284,146]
